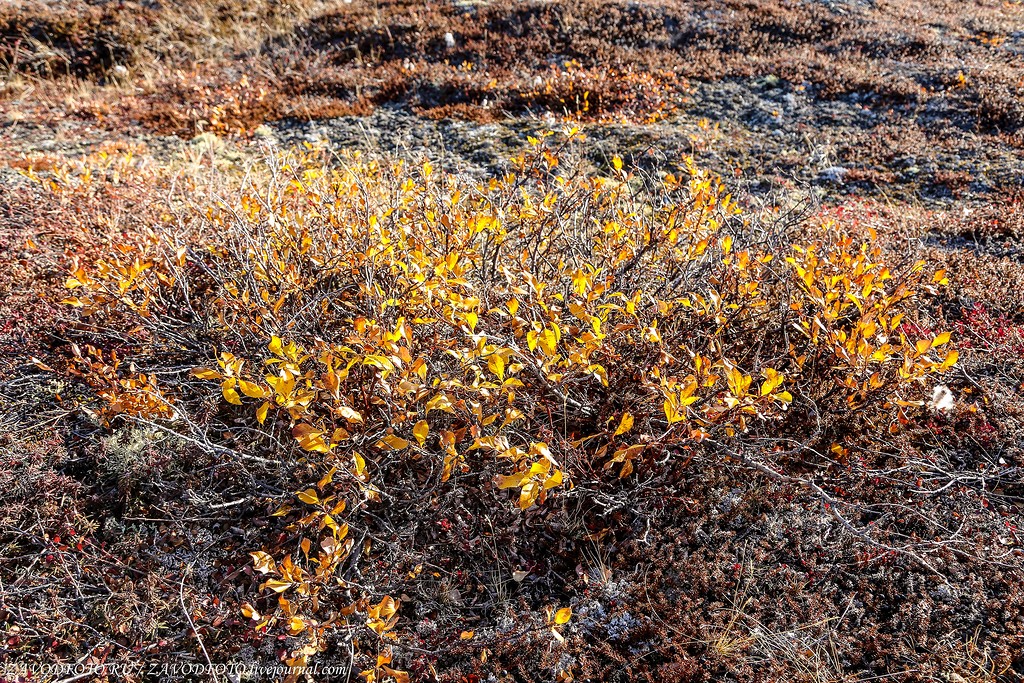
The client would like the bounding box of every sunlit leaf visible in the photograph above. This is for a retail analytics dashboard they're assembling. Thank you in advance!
[412,420,429,446]
[614,412,634,436]
[338,406,364,423]
[238,379,265,398]
[487,354,506,380]
[222,383,242,405]
[378,434,410,451]
[191,367,221,380]
[250,551,275,574]
[297,488,320,505]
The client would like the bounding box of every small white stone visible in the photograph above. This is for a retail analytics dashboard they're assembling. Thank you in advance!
[444,32,456,49]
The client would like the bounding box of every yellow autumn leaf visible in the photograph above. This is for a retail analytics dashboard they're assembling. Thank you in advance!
[519,481,541,509]
[544,468,564,488]
[353,452,368,481]
[554,607,572,624]
[262,579,293,593]
[614,412,634,436]
[250,551,276,574]
[222,383,242,405]
[256,401,271,424]
[539,328,558,356]
[426,393,455,413]
[297,488,320,505]
[293,423,330,452]
[367,595,400,636]
[412,420,429,446]
[238,379,265,399]
[320,513,339,533]
[268,335,283,356]
[487,353,506,380]
[495,471,526,489]
[338,406,364,423]
[363,355,395,372]
[760,368,784,396]
[664,398,683,424]
[725,365,751,398]
[318,466,337,489]
[378,434,410,451]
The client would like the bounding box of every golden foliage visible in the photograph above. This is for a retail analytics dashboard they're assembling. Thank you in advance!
[50,127,957,674]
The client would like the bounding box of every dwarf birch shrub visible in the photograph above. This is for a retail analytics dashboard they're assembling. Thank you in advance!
[53,129,956,674]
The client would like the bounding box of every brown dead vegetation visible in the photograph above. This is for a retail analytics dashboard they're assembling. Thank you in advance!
[2,0,1022,138]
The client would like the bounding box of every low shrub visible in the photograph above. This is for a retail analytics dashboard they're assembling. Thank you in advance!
[44,129,960,677]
